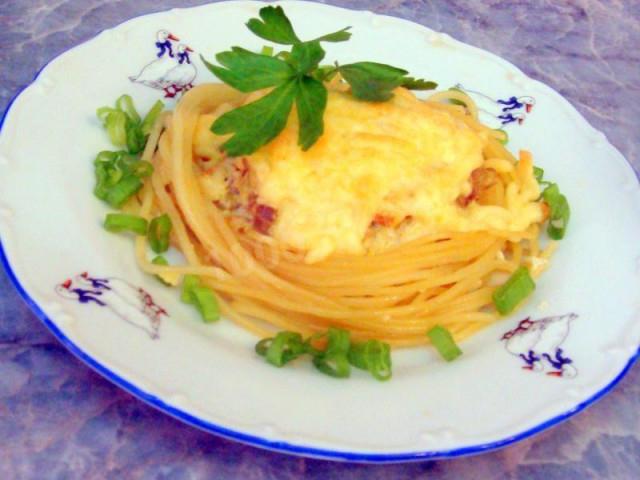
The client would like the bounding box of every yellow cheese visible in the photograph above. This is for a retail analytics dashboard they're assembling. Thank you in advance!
[194,87,542,262]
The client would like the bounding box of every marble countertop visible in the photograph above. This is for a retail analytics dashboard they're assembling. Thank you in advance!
[1,0,639,478]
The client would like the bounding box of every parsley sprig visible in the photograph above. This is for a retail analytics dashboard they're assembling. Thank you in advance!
[201,5,437,156]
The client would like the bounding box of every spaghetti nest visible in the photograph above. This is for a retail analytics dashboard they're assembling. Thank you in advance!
[131,83,553,347]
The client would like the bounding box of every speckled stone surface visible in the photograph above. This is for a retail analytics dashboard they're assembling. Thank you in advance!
[1,0,639,478]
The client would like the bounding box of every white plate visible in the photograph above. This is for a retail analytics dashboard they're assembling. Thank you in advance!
[1,0,639,462]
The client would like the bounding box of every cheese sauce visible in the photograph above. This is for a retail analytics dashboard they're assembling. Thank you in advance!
[194,87,542,262]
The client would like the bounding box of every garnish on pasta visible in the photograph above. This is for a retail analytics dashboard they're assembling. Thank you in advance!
[200,5,437,155]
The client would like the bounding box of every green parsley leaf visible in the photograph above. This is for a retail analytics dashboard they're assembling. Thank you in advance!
[312,27,352,43]
[402,77,438,91]
[201,49,294,93]
[211,78,298,156]
[295,76,327,150]
[337,62,409,101]
[289,41,325,75]
[246,5,301,45]
[201,5,438,153]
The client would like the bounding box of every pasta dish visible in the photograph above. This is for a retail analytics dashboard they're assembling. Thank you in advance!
[93,5,568,378]
[128,83,552,346]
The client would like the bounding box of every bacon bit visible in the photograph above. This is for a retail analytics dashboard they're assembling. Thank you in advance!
[252,204,277,235]
[241,157,250,178]
[540,201,550,222]
[371,213,396,227]
[232,157,250,177]
[456,195,471,207]
[164,184,172,194]
[456,167,498,207]
[211,157,277,235]
[225,157,252,197]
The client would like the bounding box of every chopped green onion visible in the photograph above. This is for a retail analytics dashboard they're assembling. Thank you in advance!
[426,325,463,362]
[96,106,113,125]
[348,339,392,381]
[530,167,570,239]
[115,94,142,124]
[93,153,122,200]
[255,326,393,380]
[115,152,153,177]
[151,255,173,285]
[148,214,172,254]
[126,124,146,154]
[307,327,351,378]
[325,327,350,352]
[181,275,201,303]
[104,174,143,208]
[105,111,128,147]
[97,96,164,154]
[95,150,119,164]
[179,274,220,322]
[541,183,570,240]
[93,95,163,208]
[103,213,148,235]
[346,342,369,370]
[141,100,164,136]
[312,353,351,378]
[190,285,220,323]
[121,158,153,179]
[493,266,536,315]
[93,151,152,207]
[255,338,270,356]
[256,331,305,367]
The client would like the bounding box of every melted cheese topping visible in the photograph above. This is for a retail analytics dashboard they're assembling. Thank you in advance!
[194,87,542,263]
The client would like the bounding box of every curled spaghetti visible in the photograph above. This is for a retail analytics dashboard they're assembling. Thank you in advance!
[128,83,554,347]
